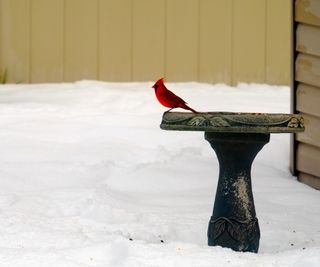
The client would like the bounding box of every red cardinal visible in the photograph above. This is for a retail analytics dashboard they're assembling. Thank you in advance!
[151,78,197,113]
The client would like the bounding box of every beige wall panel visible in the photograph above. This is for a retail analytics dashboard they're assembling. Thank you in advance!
[166,0,198,81]
[298,172,320,190]
[295,53,320,87]
[266,0,291,85]
[296,24,320,57]
[296,83,320,116]
[65,0,98,82]
[31,0,63,83]
[0,0,292,84]
[99,0,132,81]
[295,0,320,26]
[296,113,320,148]
[199,0,232,84]
[232,0,266,84]
[0,0,30,83]
[132,0,165,81]
[297,143,320,177]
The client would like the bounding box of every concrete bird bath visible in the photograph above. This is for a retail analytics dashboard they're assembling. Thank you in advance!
[160,112,304,253]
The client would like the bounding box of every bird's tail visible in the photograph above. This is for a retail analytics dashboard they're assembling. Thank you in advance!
[181,103,198,113]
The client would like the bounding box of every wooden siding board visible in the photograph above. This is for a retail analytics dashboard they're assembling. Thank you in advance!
[296,113,320,148]
[99,0,132,81]
[166,0,199,81]
[295,0,320,26]
[199,0,232,84]
[296,83,320,116]
[0,0,30,83]
[31,0,63,83]
[296,23,320,57]
[298,172,320,190]
[297,143,320,177]
[232,0,266,84]
[295,53,320,87]
[294,1,320,189]
[266,0,292,85]
[132,0,165,81]
[65,0,98,82]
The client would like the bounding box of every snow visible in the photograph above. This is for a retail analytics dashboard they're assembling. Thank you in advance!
[0,80,319,267]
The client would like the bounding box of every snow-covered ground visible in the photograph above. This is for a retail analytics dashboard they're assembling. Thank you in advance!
[0,81,319,267]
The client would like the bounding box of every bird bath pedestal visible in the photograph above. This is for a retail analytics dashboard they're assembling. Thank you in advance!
[160,112,304,253]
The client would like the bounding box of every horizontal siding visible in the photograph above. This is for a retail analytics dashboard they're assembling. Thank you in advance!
[297,143,320,178]
[296,23,320,56]
[298,172,320,190]
[294,0,320,189]
[296,83,320,116]
[0,0,292,84]
[296,113,320,148]
[295,0,320,26]
[295,54,320,87]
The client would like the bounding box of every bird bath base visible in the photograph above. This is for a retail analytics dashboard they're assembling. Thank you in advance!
[160,112,304,253]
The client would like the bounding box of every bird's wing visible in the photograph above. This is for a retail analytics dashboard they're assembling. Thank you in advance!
[162,88,187,104]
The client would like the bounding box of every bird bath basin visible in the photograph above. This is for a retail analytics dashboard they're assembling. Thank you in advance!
[160,112,304,253]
